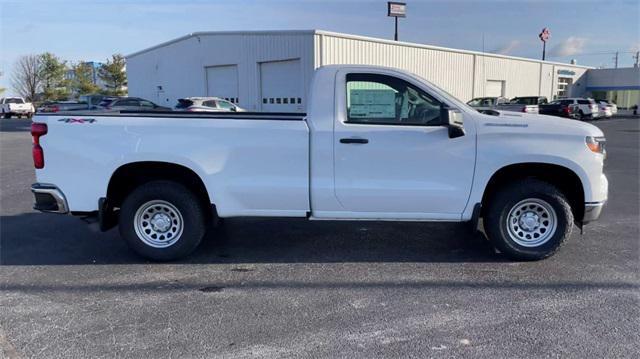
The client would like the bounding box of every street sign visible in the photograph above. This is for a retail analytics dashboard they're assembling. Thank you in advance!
[388,2,406,17]
[539,27,550,42]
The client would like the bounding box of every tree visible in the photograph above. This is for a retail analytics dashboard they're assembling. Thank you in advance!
[70,62,100,95]
[11,55,42,101]
[98,54,127,96]
[39,52,68,101]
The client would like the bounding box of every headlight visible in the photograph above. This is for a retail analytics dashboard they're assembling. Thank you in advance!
[586,136,606,156]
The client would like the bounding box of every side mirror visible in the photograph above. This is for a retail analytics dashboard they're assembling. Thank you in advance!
[440,106,465,138]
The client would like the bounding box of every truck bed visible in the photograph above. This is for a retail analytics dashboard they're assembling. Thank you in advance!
[34,111,311,216]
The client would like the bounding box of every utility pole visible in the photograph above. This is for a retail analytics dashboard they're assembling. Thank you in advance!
[614,51,619,68]
[633,51,640,68]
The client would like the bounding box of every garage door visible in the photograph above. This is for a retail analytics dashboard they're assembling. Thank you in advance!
[485,80,505,97]
[260,59,303,112]
[206,65,239,104]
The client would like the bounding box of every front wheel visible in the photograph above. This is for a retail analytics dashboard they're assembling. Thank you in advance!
[484,179,573,260]
[119,180,207,261]
[3,113,10,119]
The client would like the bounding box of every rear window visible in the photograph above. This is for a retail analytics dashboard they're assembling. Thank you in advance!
[176,99,194,109]
[6,98,24,104]
[577,100,590,105]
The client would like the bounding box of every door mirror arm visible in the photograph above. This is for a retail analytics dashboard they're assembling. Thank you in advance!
[440,105,465,139]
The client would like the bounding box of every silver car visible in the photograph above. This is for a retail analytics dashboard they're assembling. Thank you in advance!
[175,97,245,112]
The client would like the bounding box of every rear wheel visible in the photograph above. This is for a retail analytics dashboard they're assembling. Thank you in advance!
[484,179,573,260]
[119,181,207,261]
[578,110,585,120]
[3,112,10,119]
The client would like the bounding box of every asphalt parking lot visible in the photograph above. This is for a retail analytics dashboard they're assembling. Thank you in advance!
[0,116,638,358]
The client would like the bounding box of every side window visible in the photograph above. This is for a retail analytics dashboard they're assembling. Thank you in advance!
[217,100,235,111]
[577,100,589,105]
[202,100,217,108]
[346,73,442,125]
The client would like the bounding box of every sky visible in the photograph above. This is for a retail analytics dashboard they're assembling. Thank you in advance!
[1,0,639,96]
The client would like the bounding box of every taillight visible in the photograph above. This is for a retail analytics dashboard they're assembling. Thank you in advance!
[563,106,570,114]
[50,105,59,112]
[31,122,47,169]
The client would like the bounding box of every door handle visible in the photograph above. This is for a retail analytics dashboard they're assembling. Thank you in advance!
[340,138,369,144]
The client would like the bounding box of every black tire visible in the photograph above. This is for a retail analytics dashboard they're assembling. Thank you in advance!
[3,113,10,119]
[484,179,573,261]
[119,180,207,261]
[578,110,584,120]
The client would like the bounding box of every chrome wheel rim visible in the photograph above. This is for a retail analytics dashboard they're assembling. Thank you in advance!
[506,198,557,247]
[134,200,183,248]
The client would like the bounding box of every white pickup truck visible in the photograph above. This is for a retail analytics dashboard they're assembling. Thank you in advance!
[30,65,608,261]
[1,97,35,119]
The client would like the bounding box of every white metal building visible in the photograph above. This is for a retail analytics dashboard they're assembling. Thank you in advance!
[126,30,592,111]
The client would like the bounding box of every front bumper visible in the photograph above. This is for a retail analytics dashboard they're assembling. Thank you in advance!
[583,201,605,224]
[31,183,69,214]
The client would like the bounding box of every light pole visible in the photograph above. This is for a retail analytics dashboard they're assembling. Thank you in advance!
[387,2,406,41]
[539,27,550,61]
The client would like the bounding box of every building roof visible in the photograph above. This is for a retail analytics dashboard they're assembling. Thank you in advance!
[126,29,592,69]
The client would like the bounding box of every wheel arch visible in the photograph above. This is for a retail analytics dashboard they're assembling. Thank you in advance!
[481,162,585,222]
[106,161,213,213]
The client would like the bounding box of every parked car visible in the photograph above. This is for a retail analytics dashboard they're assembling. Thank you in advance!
[96,97,120,109]
[30,65,607,262]
[1,97,35,119]
[79,94,113,109]
[493,96,548,114]
[558,98,600,120]
[539,99,579,119]
[175,97,245,112]
[509,96,549,105]
[466,97,508,112]
[466,97,508,107]
[38,101,91,113]
[598,100,617,116]
[100,97,171,112]
[597,102,612,118]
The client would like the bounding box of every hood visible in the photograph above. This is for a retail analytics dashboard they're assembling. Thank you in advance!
[475,110,604,137]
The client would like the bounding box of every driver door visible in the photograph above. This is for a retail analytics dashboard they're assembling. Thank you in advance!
[333,70,476,219]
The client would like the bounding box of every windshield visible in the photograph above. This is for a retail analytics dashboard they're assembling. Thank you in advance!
[175,99,194,109]
[98,99,116,107]
[467,98,484,106]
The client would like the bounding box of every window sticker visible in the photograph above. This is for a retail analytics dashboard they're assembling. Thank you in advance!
[349,89,396,118]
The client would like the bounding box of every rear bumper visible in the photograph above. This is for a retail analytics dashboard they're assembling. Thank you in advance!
[583,201,605,224]
[31,183,69,214]
[8,108,33,114]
